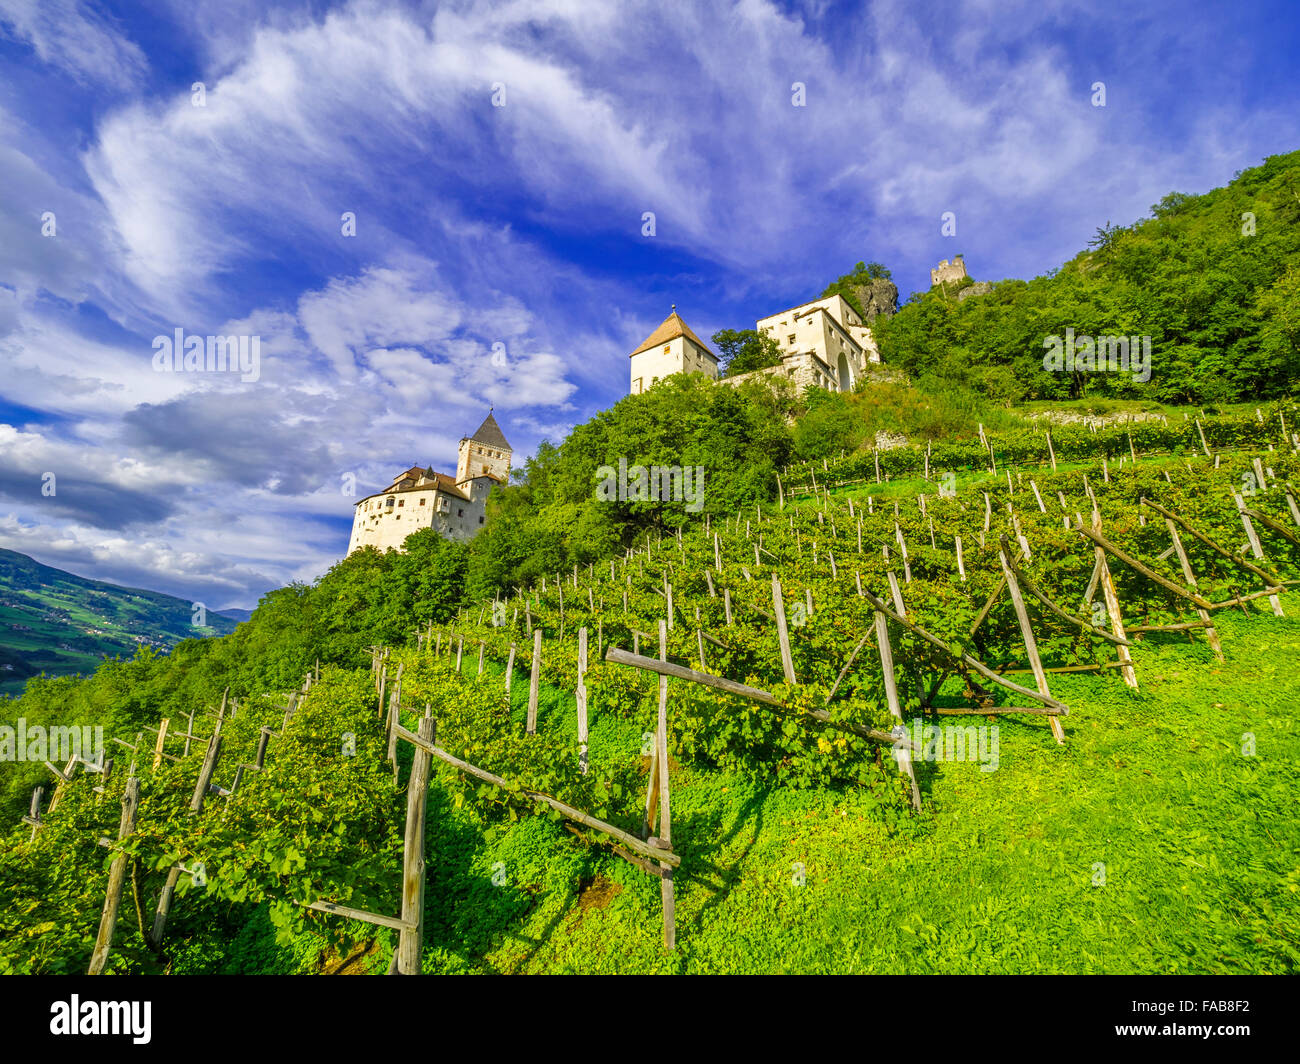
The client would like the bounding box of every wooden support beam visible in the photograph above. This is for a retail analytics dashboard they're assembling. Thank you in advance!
[998,548,1065,744]
[577,628,589,775]
[1164,518,1224,661]
[1001,536,1131,647]
[603,646,918,750]
[300,899,414,932]
[875,611,922,809]
[1140,497,1283,588]
[527,628,543,734]
[855,588,1069,714]
[396,715,434,974]
[1073,520,1213,611]
[1235,493,1284,617]
[87,775,140,974]
[395,725,680,868]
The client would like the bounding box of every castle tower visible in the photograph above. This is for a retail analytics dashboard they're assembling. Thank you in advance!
[456,410,513,484]
[629,306,719,395]
[930,255,969,286]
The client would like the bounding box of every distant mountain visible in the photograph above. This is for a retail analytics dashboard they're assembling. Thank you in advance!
[0,549,237,696]
[217,607,254,623]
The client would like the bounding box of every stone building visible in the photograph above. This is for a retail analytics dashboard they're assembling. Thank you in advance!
[749,294,880,392]
[346,412,512,555]
[629,307,719,394]
[930,255,968,286]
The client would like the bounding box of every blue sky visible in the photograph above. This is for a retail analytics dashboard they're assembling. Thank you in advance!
[0,0,1297,610]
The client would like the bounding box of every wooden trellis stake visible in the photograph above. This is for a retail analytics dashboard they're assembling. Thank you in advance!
[151,718,170,770]
[87,775,140,975]
[395,715,435,974]
[771,573,797,684]
[1163,518,1224,662]
[998,549,1065,744]
[577,628,589,775]
[1088,513,1138,689]
[1234,492,1284,617]
[527,628,543,734]
[874,610,922,811]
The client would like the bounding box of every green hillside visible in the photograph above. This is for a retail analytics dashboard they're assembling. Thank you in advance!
[2,401,1298,974]
[3,151,1300,976]
[0,549,237,698]
[871,149,1300,404]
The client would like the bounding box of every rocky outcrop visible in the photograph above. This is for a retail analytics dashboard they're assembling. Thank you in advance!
[1027,410,1166,429]
[957,281,993,302]
[849,278,899,322]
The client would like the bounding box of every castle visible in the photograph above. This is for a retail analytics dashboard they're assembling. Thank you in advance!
[346,412,512,555]
[930,255,968,286]
[629,294,881,396]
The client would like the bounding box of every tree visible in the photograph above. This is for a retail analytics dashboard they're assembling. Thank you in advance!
[711,328,784,377]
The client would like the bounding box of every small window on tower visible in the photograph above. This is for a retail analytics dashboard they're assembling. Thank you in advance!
[458,508,464,517]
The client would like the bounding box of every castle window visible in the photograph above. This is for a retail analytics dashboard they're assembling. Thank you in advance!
[419,498,426,505]
[479,516,485,524]
[457,508,464,517]
[398,499,404,506]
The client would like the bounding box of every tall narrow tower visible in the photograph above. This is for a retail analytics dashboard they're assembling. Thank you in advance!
[456,410,513,485]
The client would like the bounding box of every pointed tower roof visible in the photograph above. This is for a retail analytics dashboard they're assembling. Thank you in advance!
[467,410,511,451]
[629,308,717,360]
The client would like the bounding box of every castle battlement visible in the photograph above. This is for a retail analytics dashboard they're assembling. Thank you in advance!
[930,255,968,286]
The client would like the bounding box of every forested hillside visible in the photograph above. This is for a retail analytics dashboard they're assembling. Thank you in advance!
[871,149,1300,404]
[0,550,236,697]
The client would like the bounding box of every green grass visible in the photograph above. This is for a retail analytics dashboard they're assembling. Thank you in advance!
[411,606,1300,973]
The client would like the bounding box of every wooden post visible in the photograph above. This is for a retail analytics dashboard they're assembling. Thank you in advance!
[998,550,1065,744]
[456,636,463,672]
[88,775,140,974]
[1092,512,1138,689]
[653,621,675,950]
[1195,418,1211,457]
[505,643,516,695]
[874,611,921,810]
[724,587,733,626]
[955,536,966,582]
[577,628,589,775]
[772,573,797,684]
[255,726,272,770]
[152,718,169,771]
[527,629,542,734]
[189,734,222,814]
[1164,518,1224,662]
[149,867,181,947]
[396,715,434,975]
[1234,492,1284,616]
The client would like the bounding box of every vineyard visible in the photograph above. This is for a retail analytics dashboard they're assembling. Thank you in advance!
[3,411,1299,973]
